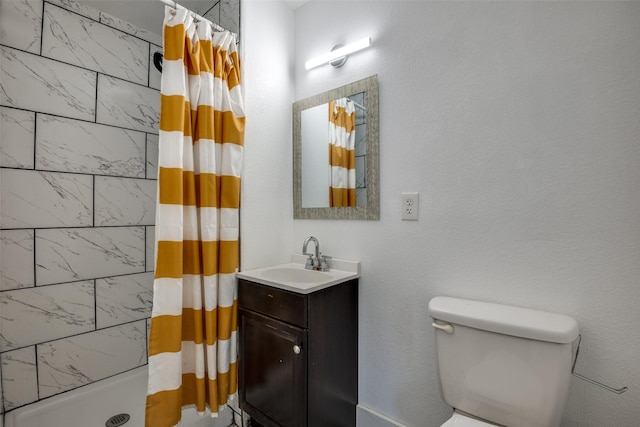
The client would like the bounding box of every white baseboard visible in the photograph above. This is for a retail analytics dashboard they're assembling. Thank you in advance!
[357,404,407,427]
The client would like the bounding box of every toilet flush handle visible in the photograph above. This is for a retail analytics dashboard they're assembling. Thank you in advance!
[432,321,455,334]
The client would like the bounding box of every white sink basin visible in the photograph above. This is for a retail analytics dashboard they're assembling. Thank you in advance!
[237,255,360,294]
[260,267,332,284]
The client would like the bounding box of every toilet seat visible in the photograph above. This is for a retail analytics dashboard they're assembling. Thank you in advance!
[441,411,496,427]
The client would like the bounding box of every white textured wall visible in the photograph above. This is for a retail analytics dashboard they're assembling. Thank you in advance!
[290,1,640,426]
[241,0,296,271]
[243,1,640,426]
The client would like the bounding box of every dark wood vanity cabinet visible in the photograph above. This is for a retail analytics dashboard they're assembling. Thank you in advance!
[238,278,358,427]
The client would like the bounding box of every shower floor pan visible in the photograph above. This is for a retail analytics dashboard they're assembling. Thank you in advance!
[4,365,231,427]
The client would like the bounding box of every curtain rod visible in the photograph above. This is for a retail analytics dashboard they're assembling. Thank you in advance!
[157,0,233,35]
[351,100,366,111]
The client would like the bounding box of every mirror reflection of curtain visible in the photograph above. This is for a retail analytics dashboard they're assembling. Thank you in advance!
[329,98,356,207]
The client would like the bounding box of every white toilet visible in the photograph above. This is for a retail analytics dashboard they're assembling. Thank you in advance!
[428,296,579,427]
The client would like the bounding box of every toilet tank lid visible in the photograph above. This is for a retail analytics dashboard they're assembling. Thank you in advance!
[428,297,579,344]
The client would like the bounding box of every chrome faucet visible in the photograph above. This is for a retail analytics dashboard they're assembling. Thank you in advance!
[302,236,330,271]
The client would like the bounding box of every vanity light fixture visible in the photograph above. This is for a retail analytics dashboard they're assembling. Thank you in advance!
[305,37,372,70]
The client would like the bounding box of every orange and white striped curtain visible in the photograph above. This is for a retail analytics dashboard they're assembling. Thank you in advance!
[329,98,356,207]
[146,7,244,427]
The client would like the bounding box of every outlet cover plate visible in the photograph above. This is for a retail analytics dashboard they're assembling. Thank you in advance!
[401,192,419,220]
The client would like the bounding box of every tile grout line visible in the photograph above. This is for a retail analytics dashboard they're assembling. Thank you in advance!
[38,0,45,55]
[94,279,98,332]
[32,112,38,171]
[32,227,37,289]
[0,318,150,356]
[94,73,99,124]
[0,103,159,138]
[34,344,40,404]
[92,174,96,227]
[0,165,154,181]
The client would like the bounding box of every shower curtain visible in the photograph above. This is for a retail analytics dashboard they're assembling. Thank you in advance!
[329,98,356,207]
[146,7,244,427]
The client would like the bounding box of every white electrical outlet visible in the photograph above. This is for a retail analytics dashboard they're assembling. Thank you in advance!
[401,192,419,220]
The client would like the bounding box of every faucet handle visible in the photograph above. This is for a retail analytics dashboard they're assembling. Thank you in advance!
[319,254,331,271]
[304,254,314,269]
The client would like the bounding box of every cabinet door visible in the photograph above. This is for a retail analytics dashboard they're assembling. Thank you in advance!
[240,309,307,427]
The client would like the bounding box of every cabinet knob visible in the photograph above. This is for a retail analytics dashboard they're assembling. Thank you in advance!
[293,345,302,354]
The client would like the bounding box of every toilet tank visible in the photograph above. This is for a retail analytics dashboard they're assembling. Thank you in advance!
[428,297,579,427]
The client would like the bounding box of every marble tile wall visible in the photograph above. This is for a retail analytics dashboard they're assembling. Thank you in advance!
[37,321,147,399]
[42,3,149,85]
[220,0,241,36]
[204,0,241,40]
